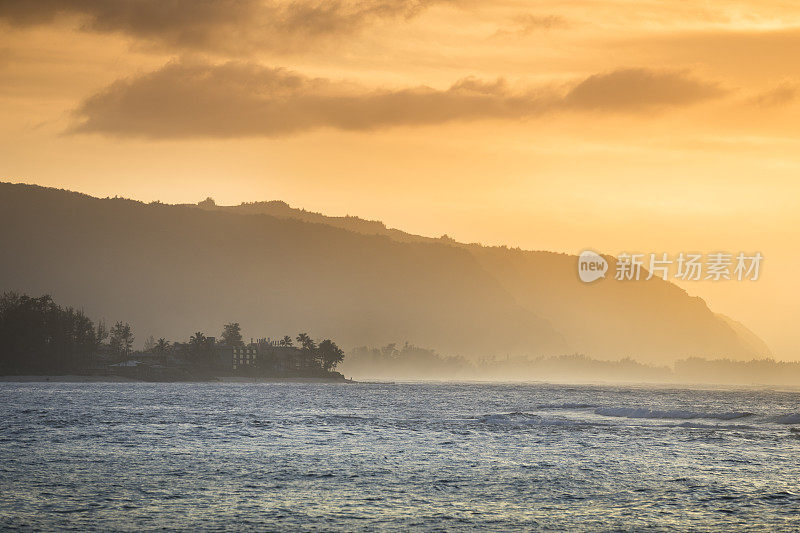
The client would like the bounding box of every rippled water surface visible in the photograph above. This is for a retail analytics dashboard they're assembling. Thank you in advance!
[1,381,799,531]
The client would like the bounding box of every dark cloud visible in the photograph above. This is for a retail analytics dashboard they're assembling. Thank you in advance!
[564,68,726,111]
[0,0,454,53]
[69,61,725,139]
[68,62,551,137]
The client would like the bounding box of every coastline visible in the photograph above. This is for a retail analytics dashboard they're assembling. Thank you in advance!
[2,375,797,389]
[0,375,140,382]
[0,375,354,383]
[215,376,354,383]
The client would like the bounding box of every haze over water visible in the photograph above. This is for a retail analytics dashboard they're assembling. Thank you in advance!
[2,382,799,531]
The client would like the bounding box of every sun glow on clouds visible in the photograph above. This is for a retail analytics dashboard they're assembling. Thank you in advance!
[1,0,800,357]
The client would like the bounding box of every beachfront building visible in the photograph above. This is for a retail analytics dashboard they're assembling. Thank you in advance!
[232,345,258,370]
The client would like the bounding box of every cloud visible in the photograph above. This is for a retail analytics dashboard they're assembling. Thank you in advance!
[0,0,455,53]
[564,68,726,111]
[493,14,568,38]
[69,61,726,139]
[747,82,799,108]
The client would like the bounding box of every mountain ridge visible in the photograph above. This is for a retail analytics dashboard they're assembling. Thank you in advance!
[0,182,768,362]
[199,193,770,361]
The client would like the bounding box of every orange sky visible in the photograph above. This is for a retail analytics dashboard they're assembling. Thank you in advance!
[1,1,798,358]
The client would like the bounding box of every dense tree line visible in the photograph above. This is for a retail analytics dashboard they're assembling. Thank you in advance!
[0,293,97,373]
[133,321,345,373]
[0,292,161,374]
[0,293,346,376]
[176,326,345,373]
[292,332,345,371]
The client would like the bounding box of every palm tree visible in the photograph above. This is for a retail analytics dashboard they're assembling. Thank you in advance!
[318,339,345,371]
[109,321,134,357]
[280,335,293,347]
[188,332,208,360]
[296,333,317,351]
[296,333,317,369]
[189,332,206,347]
[155,338,170,355]
[296,332,310,348]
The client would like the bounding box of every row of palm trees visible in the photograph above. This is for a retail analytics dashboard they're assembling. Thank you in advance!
[279,332,345,371]
[148,329,345,371]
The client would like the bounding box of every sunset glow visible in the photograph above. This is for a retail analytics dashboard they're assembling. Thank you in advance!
[1,1,798,357]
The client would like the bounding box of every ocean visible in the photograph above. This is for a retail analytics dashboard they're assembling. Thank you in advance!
[1,381,799,531]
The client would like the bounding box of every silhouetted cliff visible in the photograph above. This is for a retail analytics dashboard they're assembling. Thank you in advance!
[0,183,767,361]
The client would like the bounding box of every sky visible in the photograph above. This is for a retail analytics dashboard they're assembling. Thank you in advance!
[0,0,798,358]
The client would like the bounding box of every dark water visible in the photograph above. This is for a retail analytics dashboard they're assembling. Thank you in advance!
[1,382,799,531]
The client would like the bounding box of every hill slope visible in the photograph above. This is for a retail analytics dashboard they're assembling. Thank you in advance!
[0,183,767,361]
[205,197,770,361]
[0,183,564,357]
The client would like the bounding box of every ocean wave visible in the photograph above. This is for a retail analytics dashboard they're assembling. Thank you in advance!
[477,412,586,426]
[773,413,800,424]
[536,403,598,410]
[674,422,755,430]
[479,412,538,424]
[594,407,752,421]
